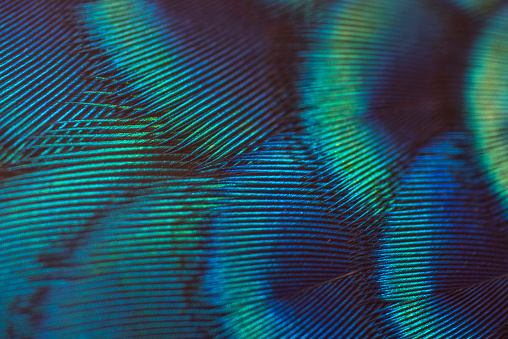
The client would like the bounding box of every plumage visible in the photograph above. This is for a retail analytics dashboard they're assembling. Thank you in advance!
[0,0,88,167]
[206,127,378,338]
[299,0,473,212]
[39,178,221,337]
[0,0,508,338]
[375,132,508,338]
[467,2,508,221]
[77,0,296,165]
[451,0,506,16]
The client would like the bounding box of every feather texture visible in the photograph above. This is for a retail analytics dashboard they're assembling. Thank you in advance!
[77,0,296,165]
[467,2,508,221]
[207,128,378,338]
[0,0,88,166]
[299,0,474,217]
[1,0,508,338]
[374,132,508,338]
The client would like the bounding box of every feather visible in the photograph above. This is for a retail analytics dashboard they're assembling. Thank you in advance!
[299,0,473,210]
[1,0,508,338]
[374,132,508,338]
[381,275,508,339]
[206,126,380,338]
[76,0,297,165]
[450,0,506,16]
[467,2,508,223]
[36,178,221,337]
[0,0,293,336]
[0,0,89,167]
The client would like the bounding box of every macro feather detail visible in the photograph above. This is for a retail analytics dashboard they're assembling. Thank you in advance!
[38,178,221,337]
[451,0,506,16]
[374,132,508,338]
[0,0,89,167]
[76,0,296,166]
[299,0,473,211]
[206,128,379,338]
[467,2,508,223]
[1,0,508,338]
[381,274,508,339]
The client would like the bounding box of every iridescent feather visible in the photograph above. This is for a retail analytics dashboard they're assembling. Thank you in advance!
[1,0,508,338]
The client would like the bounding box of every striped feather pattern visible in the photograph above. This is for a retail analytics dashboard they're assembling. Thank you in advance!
[451,0,506,16]
[1,0,508,338]
[37,178,221,338]
[77,0,295,165]
[373,132,508,339]
[0,0,89,166]
[299,0,471,209]
[0,170,225,337]
[207,128,380,338]
[381,275,508,339]
[377,132,508,302]
[467,2,508,219]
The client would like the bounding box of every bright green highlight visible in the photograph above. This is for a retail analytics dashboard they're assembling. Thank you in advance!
[301,0,443,209]
[467,4,508,212]
[83,0,176,83]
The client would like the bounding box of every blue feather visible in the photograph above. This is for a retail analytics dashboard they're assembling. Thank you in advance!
[1,0,508,338]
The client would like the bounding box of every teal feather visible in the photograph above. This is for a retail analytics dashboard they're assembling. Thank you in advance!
[1,0,508,338]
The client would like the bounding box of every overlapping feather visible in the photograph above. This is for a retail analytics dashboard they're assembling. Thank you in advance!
[207,127,380,338]
[375,132,508,338]
[299,0,473,213]
[1,0,508,338]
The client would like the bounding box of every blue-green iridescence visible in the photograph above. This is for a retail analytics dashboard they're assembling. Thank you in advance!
[260,0,314,12]
[300,0,455,211]
[0,1,228,336]
[382,275,508,339]
[41,179,221,337]
[1,147,222,337]
[80,0,291,164]
[377,133,508,338]
[207,131,375,338]
[0,0,90,166]
[467,3,508,213]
